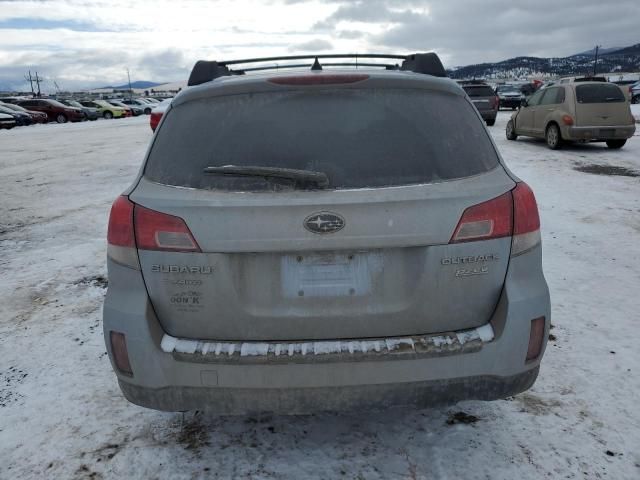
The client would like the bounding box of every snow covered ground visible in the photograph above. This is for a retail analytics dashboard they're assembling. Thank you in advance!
[1,113,639,479]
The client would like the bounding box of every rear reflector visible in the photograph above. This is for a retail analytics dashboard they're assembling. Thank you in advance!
[562,115,574,126]
[268,74,369,86]
[511,182,541,256]
[110,331,133,375]
[526,317,546,362]
[134,205,201,252]
[450,192,513,243]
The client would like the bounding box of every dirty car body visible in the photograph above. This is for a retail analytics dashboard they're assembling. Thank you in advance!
[104,54,551,414]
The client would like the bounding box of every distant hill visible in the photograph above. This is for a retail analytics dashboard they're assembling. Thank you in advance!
[449,42,640,80]
[100,80,163,90]
[571,46,621,57]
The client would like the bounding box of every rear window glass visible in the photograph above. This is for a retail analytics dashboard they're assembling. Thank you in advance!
[463,86,495,97]
[145,89,499,191]
[576,84,625,103]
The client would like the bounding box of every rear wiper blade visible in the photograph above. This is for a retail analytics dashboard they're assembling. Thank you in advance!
[203,165,329,188]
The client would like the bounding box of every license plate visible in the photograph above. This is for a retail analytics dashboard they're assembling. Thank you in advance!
[600,129,615,136]
[281,252,381,298]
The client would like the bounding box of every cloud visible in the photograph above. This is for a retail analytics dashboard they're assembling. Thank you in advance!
[288,38,333,52]
[0,0,638,91]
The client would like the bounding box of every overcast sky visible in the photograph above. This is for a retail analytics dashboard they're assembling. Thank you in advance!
[0,0,638,91]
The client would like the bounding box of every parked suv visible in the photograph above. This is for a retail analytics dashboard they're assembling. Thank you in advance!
[17,98,85,123]
[459,81,499,126]
[506,81,636,149]
[104,53,550,414]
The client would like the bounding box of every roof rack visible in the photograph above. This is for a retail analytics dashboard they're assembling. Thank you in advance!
[187,53,446,86]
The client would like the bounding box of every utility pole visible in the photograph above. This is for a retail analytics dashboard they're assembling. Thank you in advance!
[126,68,133,100]
[34,71,42,97]
[24,71,35,96]
[593,45,601,77]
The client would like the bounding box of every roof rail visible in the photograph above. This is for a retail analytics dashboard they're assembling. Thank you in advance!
[187,52,446,86]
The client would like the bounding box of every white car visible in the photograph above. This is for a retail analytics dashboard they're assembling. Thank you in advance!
[0,112,17,129]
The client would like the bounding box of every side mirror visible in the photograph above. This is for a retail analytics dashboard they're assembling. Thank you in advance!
[520,98,528,108]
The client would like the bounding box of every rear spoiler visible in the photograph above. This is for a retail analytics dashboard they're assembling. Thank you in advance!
[187,53,447,87]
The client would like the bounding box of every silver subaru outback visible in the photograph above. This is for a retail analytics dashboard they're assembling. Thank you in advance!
[103,53,550,414]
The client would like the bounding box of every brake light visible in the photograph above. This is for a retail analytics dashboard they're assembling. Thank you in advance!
[107,196,139,268]
[492,96,500,109]
[150,111,162,131]
[511,182,541,255]
[562,115,574,126]
[110,331,133,375]
[134,205,201,252]
[268,74,369,86]
[450,192,513,243]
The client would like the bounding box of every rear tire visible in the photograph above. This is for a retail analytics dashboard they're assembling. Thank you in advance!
[144,107,152,115]
[632,95,639,104]
[103,111,113,119]
[486,119,496,126]
[506,120,518,140]
[606,139,626,149]
[56,113,67,124]
[545,123,562,150]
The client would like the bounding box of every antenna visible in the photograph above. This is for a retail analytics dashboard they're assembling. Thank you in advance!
[311,57,323,71]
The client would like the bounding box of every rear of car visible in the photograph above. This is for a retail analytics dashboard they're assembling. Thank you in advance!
[104,68,550,414]
[563,82,636,147]
[461,83,499,125]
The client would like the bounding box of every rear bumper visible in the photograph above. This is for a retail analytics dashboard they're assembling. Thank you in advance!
[103,245,550,413]
[499,98,521,109]
[119,368,538,414]
[565,124,635,141]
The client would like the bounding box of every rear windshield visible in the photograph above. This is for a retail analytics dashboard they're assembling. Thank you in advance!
[463,86,495,97]
[576,84,625,103]
[145,89,499,191]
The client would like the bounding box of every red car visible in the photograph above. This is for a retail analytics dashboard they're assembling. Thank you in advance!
[17,98,85,123]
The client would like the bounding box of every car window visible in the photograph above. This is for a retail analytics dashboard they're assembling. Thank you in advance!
[527,90,545,106]
[145,89,500,191]
[539,87,565,105]
[463,86,495,97]
[575,84,625,103]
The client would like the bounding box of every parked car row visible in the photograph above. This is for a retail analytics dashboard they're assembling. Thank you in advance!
[0,96,165,128]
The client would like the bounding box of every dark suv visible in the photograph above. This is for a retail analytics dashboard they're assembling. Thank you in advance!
[459,81,499,126]
[17,99,85,123]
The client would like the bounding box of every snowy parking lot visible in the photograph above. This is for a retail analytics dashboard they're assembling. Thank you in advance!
[1,112,639,479]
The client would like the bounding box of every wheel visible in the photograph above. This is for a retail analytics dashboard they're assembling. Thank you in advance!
[506,120,518,140]
[56,113,67,124]
[606,139,626,149]
[103,111,113,119]
[511,106,516,110]
[545,123,562,150]
[486,119,495,126]
[632,95,639,104]
[144,107,152,115]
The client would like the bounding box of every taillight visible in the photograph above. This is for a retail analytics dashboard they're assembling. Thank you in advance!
[562,115,574,126]
[268,74,369,86]
[110,331,133,375]
[107,195,139,268]
[450,192,513,243]
[134,205,201,252]
[511,182,541,256]
[492,96,500,109]
[150,112,162,131]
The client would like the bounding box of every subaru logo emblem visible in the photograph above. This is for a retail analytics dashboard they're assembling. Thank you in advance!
[304,212,345,234]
